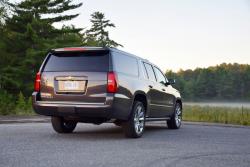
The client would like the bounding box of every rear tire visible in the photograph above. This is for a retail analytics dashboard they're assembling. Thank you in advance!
[123,101,145,138]
[51,116,77,133]
[167,103,182,129]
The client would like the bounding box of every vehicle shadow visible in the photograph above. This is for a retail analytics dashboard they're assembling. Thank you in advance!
[50,123,169,140]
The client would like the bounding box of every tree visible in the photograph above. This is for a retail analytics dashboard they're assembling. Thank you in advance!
[166,63,250,101]
[6,0,83,50]
[0,0,11,91]
[84,12,123,48]
[0,0,6,25]
[1,0,83,96]
[0,0,9,19]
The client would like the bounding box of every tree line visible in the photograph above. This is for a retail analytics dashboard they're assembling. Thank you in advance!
[166,63,250,101]
[0,0,122,114]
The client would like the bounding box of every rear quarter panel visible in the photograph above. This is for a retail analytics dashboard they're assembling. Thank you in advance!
[110,51,150,120]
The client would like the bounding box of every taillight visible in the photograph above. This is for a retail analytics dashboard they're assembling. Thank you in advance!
[34,72,41,92]
[107,72,117,93]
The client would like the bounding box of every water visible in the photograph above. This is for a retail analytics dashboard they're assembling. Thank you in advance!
[184,102,250,108]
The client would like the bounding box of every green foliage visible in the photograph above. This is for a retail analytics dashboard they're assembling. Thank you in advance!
[27,97,32,110]
[0,91,33,115]
[84,12,123,48]
[183,105,250,126]
[0,90,15,115]
[16,92,26,110]
[166,63,250,101]
[14,92,33,115]
[1,0,84,96]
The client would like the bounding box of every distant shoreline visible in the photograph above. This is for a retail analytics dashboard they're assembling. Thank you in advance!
[184,102,250,108]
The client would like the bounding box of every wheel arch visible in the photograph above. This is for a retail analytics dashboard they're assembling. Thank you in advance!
[175,98,183,109]
[132,91,148,114]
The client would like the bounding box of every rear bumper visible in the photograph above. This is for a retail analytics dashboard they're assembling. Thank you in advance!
[32,92,133,120]
[32,92,113,118]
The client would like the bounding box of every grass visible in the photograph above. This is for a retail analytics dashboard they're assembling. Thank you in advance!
[183,105,250,126]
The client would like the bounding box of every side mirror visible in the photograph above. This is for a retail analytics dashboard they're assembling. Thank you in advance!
[166,79,176,85]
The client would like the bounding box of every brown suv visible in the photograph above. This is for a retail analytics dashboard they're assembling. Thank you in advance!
[32,47,182,138]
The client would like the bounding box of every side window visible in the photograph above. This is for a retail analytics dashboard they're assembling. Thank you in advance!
[112,52,138,76]
[154,67,166,85]
[143,63,156,82]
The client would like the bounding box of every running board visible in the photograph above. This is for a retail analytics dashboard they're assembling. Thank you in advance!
[145,117,170,122]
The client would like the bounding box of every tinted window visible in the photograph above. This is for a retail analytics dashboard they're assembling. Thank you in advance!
[143,63,156,81]
[154,67,166,85]
[43,51,109,72]
[112,52,138,76]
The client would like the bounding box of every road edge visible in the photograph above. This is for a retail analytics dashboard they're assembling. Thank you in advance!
[0,116,249,129]
[0,115,50,124]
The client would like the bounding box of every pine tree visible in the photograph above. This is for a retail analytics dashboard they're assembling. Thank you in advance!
[0,0,9,16]
[0,1,6,24]
[84,12,123,48]
[2,0,83,96]
[6,0,83,52]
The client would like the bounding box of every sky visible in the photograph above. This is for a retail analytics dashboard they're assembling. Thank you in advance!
[54,0,250,72]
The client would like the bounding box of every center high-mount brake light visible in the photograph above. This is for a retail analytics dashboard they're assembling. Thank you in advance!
[63,47,86,51]
[34,72,41,92]
[107,72,118,93]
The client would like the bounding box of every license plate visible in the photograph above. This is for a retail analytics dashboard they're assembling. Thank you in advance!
[64,81,79,90]
[58,80,85,92]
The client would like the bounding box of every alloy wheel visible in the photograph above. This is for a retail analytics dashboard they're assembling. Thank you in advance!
[175,105,182,127]
[133,105,145,135]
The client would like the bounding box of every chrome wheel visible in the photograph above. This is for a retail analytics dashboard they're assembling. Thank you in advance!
[133,105,145,135]
[175,105,182,127]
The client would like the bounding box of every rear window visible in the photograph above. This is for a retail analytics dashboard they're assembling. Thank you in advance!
[43,51,109,72]
[112,52,138,76]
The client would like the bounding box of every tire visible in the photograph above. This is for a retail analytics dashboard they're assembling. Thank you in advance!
[167,103,182,129]
[123,101,145,138]
[51,116,77,133]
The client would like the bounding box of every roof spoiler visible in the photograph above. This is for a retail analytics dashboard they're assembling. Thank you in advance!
[50,47,109,53]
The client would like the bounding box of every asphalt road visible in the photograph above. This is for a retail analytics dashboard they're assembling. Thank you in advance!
[0,122,250,167]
